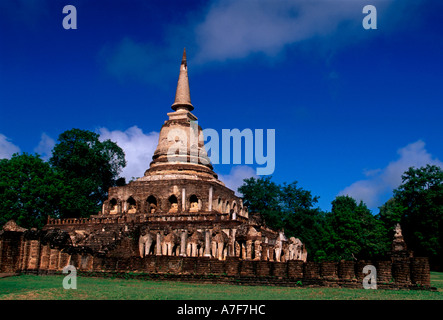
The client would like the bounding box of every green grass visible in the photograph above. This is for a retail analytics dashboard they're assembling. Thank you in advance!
[0,272,442,300]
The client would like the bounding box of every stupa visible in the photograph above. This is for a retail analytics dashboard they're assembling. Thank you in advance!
[43,49,307,263]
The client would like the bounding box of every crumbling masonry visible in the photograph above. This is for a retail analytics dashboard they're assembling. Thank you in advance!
[0,50,431,289]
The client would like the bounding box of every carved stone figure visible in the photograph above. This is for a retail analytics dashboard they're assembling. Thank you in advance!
[127,204,137,214]
[169,202,178,213]
[189,201,199,212]
[211,231,228,260]
[391,223,412,260]
[110,204,118,214]
[288,237,304,261]
[139,230,154,258]
[392,223,407,251]
[274,231,287,262]
[21,49,309,276]
[163,231,178,255]
[187,231,203,257]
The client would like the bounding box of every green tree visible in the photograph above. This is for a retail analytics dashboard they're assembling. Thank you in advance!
[378,198,405,229]
[238,176,327,261]
[377,197,406,244]
[279,181,327,261]
[49,128,126,218]
[0,153,68,229]
[324,195,388,261]
[238,176,284,230]
[392,164,443,267]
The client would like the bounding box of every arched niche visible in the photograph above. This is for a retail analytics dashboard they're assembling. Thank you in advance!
[168,195,178,213]
[127,196,137,213]
[225,201,230,214]
[147,195,157,213]
[109,198,119,214]
[189,194,199,212]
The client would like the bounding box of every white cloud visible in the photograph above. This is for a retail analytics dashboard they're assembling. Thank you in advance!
[339,140,443,209]
[97,126,159,181]
[193,0,393,62]
[98,126,257,192]
[218,165,258,196]
[101,0,398,81]
[34,133,55,161]
[0,134,20,159]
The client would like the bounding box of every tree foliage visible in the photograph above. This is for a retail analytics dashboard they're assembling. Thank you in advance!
[0,153,67,228]
[322,196,389,261]
[389,164,443,266]
[2,127,442,270]
[238,165,443,266]
[238,176,283,229]
[0,129,126,229]
[238,177,326,260]
[49,128,126,218]
[239,179,390,262]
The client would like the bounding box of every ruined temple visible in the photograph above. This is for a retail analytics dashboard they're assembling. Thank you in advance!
[0,51,432,290]
[42,48,307,263]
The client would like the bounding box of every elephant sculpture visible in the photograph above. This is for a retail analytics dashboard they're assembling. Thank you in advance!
[139,229,155,258]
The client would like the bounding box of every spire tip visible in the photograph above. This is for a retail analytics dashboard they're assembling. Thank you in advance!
[182,48,187,66]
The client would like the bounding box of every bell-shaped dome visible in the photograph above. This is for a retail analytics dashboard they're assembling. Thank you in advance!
[142,49,222,184]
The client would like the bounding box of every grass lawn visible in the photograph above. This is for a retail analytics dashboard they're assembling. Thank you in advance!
[0,272,442,300]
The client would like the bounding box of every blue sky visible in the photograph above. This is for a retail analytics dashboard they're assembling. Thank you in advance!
[1,0,442,213]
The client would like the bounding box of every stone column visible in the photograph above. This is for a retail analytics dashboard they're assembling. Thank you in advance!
[162,242,168,255]
[39,245,50,270]
[208,187,213,211]
[180,231,187,256]
[156,233,162,255]
[49,248,59,270]
[191,243,198,257]
[182,188,186,212]
[204,230,211,257]
[254,240,262,260]
[229,229,236,257]
[167,243,173,256]
[241,243,246,260]
[217,243,224,260]
[19,240,28,270]
[246,240,253,260]
[284,247,290,262]
[235,242,241,257]
[29,240,41,270]
[145,237,153,257]
[211,241,217,258]
[261,244,268,261]
[269,247,274,262]
[263,237,269,261]
[275,247,281,262]
[187,242,192,256]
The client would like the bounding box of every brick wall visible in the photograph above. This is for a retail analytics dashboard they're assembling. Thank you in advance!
[0,230,432,289]
[77,255,431,289]
[0,231,23,273]
[410,257,431,286]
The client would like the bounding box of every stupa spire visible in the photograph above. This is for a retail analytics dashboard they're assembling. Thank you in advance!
[171,48,194,111]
